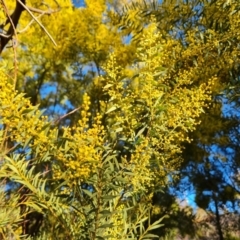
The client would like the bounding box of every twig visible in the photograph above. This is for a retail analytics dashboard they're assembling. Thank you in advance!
[0,0,24,54]
[0,32,11,38]
[0,0,60,54]
[17,0,57,46]
[18,13,45,33]
[5,143,20,155]
[53,107,81,124]
[28,6,60,15]
[1,0,18,88]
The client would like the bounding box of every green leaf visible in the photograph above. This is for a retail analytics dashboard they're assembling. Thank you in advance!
[102,195,117,200]
[106,105,118,114]
[100,210,112,215]
[142,233,159,239]
[96,236,105,240]
[21,108,36,115]
[99,223,113,228]
[136,124,147,138]
[23,137,32,149]
[115,127,123,133]
[82,189,93,198]
[138,217,148,223]
[147,224,164,231]
[103,84,113,89]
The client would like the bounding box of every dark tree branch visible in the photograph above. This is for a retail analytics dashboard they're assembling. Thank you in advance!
[0,0,25,53]
[0,0,60,54]
[213,193,224,240]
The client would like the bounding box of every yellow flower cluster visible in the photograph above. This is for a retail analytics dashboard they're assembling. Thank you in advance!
[0,71,104,186]
[0,71,57,157]
[128,138,153,192]
[55,94,105,182]
[104,204,125,240]
[101,19,215,184]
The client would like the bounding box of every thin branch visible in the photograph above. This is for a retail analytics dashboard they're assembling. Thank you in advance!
[18,13,45,34]
[53,107,82,124]
[28,6,60,15]
[0,32,11,38]
[1,0,18,86]
[5,143,20,155]
[0,0,59,54]
[0,0,24,53]
[16,0,57,46]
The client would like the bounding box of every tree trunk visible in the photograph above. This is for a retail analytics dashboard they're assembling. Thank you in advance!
[213,193,224,240]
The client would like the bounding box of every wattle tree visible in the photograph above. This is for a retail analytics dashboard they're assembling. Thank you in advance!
[0,0,239,239]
